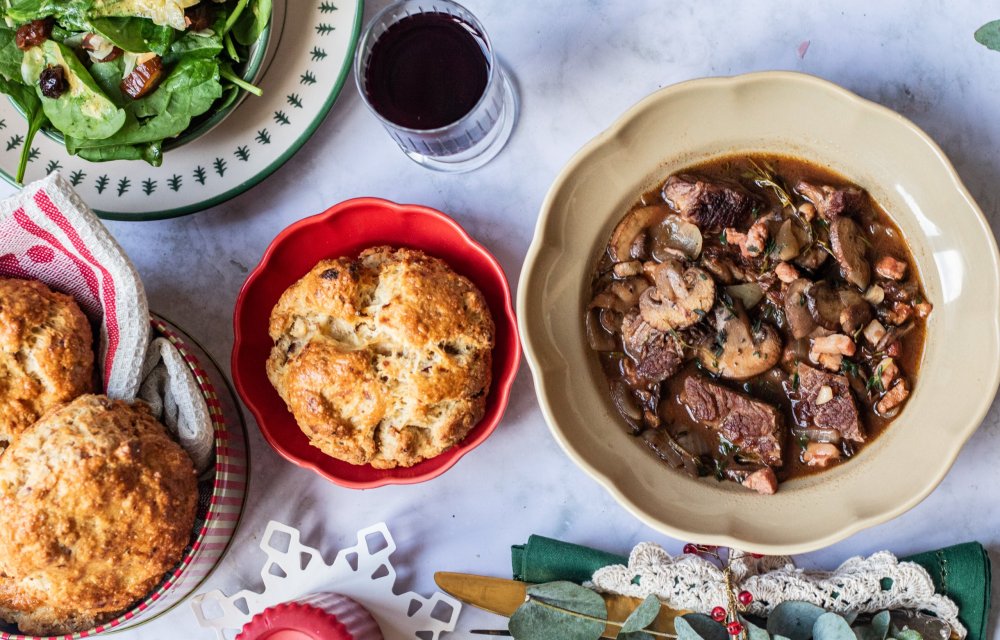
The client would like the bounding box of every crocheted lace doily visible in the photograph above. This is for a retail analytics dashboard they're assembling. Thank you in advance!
[590,543,965,637]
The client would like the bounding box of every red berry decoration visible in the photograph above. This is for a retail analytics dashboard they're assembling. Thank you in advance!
[683,543,699,555]
[727,620,744,635]
[711,606,727,622]
[738,590,753,606]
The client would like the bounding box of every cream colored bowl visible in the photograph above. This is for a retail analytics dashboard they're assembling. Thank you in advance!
[518,71,1000,554]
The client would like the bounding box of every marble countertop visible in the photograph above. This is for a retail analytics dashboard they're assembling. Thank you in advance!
[3,0,999,637]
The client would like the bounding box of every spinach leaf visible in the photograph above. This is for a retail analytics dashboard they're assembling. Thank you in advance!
[7,0,94,31]
[67,56,221,151]
[22,39,126,139]
[232,0,271,46]
[167,29,223,63]
[88,57,126,105]
[0,27,25,81]
[90,0,196,30]
[0,74,49,182]
[90,16,175,55]
[77,139,161,164]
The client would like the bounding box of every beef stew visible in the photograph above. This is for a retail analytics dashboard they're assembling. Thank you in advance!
[586,154,931,494]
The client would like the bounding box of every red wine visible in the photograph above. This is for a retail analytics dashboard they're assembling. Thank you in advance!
[364,11,489,130]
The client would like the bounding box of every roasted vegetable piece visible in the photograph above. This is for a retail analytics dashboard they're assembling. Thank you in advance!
[697,305,782,380]
[608,205,668,262]
[830,217,871,290]
[121,54,165,99]
[639,260,715,331]
[15,18,53,50]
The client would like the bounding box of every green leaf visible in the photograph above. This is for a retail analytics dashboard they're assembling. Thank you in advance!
[509,600,604,640]
[766,601,827,640]
[811,612,855,640]
[528,581,608,616]
[975,20,1000,52]
[674,617,706,640]
[66,56,221,162]
[90,16,176,55]
[681,613,729,640]
[889,630,923,640]
[232,0,271,46]
[615,594,661,639]
[22,39,126,140]
[741,617,772,640]
[869,611,891,640]
[508,582,607,640]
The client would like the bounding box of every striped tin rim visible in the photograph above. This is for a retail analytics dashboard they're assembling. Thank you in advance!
[0,317,250,640]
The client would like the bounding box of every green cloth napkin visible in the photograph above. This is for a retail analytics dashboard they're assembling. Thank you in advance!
[512,535,992,640]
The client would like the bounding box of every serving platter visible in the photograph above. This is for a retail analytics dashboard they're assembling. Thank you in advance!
[0,0,363,220]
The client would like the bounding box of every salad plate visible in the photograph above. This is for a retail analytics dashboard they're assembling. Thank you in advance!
[0,0,362,220]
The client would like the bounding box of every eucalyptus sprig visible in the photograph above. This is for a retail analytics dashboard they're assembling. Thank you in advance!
[506,585,931,640]
[508,582,671,640]
[975,20,1000,51]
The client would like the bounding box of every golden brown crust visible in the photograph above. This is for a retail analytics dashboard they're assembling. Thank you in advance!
[0,395,198,635]
[267,246,495,468]
[0,277,95,449]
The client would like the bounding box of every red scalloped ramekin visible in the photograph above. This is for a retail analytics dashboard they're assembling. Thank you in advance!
[236,593,382,640]
[231,198,520,488]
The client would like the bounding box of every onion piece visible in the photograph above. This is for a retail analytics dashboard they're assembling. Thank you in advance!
[725,282,764,309]
[611,381,643,430]
[586,310,618,351]
[792,426,842,444]
[864,284,885,305]
[650,214,703,261]
[863,318,887,346]
[774,219,801,260]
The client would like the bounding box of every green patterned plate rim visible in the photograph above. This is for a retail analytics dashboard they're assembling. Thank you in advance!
[0,0,364,221]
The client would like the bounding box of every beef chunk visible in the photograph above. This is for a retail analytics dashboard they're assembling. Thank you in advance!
[662,174,758,232]
[795,181,867,220]
[621,310,684,383]
[791,363,865,442]
[680,375,784,467]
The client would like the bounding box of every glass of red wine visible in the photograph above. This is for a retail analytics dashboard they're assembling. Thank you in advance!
[354,0,518,173]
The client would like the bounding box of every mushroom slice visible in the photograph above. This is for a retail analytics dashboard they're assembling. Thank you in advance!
[829,217,871,290]
[783,278,816,339]
[805,281,843,331]
[697,305,783,380]
[609,205,669,262]
[638,260,715,331]
[649,214,704,261]
[589,277,650,313]
[838,288,872,335]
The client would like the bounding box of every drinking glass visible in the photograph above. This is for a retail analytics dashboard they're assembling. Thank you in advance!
[354,0,518,173]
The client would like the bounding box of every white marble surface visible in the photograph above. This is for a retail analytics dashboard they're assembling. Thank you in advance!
[4,1,1000,637]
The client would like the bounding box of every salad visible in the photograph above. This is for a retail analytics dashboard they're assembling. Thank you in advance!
[0,0,270,182]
